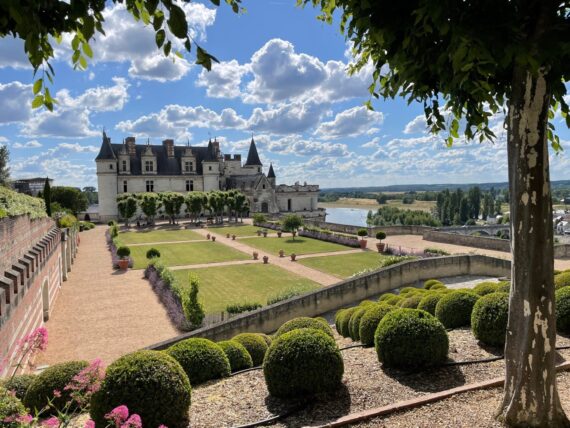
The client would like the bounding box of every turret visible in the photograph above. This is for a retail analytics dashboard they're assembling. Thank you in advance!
[244,137,262,174]
[267,163,276,188]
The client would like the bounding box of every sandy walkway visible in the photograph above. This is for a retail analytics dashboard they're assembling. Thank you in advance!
[36,226,179,367]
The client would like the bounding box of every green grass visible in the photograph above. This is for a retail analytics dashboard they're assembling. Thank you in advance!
[118,229,203,245]
[240,236,349,256]
[299,251,389,278]
[206,225,265,237]
[172,264,320,313]
[129,241,249,269]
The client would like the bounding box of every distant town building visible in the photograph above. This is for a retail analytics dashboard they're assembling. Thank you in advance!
[12,177,52,196]
[95,133,323,222]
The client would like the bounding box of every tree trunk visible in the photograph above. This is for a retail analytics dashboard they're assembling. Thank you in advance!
[497,66,569,427]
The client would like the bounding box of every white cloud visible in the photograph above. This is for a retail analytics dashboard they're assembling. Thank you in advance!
[0,37,32,69]
[229,134,350,158]
[0,137,8,143]
[13,140,42,148]
[128,56,191,82]
[56,77,129,112]
[362,137,381,148]
[0,81,32,124]
[248,101,327,135]
[315,106,383,139]
[403,114,428,134]
[196,60,250,98]
[57,143,99,153]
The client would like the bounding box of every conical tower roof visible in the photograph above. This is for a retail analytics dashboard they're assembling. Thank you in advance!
[245,137,262,166]
[95,131,116,160]
[267,163,275,178]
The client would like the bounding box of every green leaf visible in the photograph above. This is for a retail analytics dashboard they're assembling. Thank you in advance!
[155,29,166,48]
[33,79,43,95]
[82,42,93,58]
[210,0,220,5]
[153,11,164,31]
[196,46,218,71]
[163,41,172,57]
[32,95,44,109]
[184,39,191,52]
[72,50,81,64]
[83,16,95,41]
[175,51,183,59]
[71,35,80,51]
[79,55,88,69]
[167,4,188,38]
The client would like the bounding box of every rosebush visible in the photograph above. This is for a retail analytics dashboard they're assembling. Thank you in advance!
[359,304,395,346]
[275,317,334,339]
[471,292,509,346]
[217,340,253,373]
[232,333,269,366]
[435,290,479,328]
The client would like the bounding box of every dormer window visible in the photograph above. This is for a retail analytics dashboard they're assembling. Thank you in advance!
[122,160,127,171]
[145,160,154,172]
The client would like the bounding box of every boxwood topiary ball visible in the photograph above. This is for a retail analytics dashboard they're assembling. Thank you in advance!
[232,333,269,366]
[218,340,253,372]
[417,293,444,316]
[556,286,570,334]
[429,283,447,291]
[375,309,448,370]
[263,328,344,398]
[334,309,347,333]
[424,279,444,290]
[166,338,231,385]
[348,307,368,341]
[24,360,88,415]
[359,304,395,347]
[275,317,334,339]
[399,294,423,309]
[435,290,479,328]
[497,281,511,293]
[384,295,404,306]
[2,374,36,400]
[473,282,500,296]
[379,293,397,303]
[471,292,509,346]
[337,307,358,337]
[256,333,273,347]
[555,272,570,290]
[90,351,191,428]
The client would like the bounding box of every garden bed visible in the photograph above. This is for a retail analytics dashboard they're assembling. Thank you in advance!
[299,228,360,247]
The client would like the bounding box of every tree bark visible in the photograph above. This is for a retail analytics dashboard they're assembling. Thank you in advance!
[497,65,570,427]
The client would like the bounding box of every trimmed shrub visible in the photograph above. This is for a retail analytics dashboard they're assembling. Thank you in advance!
[497,281,511,293]
[471,292,509,346]
[379,293,397,303]
[400,286,420,295]
[2,374,36,400]
[375,309,449,370]
[435,291,479,328]
[399,294,423,309]
[334,309,346,333]
[263,328,344,398]
[556,286,570,334]
[430,283,447,291]
[275,317,334,339]
[257,333,273,347]
[226,302,262,314]
[473,281,500,296]
[116,246,130,259]
[314,316,329,326]
[90,351,191,428]
[376,231,387,240]
[146,247,161,259]
[424,279,443,290]
[417,293,444,316]
[359,304,395,346]
[555,272,570,290]
[24,360,88,415]
[232,333,269,366]
[337,307,358,337]
[384,295,404,306]
[165,338,231,385]
[359,300,376,307]
[348,307,368,341]
[357,228,367,237]
[0,387,26,428]
[218,340,253,372]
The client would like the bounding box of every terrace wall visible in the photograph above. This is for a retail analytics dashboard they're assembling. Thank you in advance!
[303,219,431,236]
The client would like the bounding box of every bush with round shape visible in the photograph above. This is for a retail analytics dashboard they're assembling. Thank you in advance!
[116,246,130,259]
[556,286,570,334]
[218,340,253,372]
[430,283,447,291]
[0,386,26,428]
[417,293,444,316]
[359,300,376,307]
[314,316,329,326]
[263,328,344,398]
[399,286,420,295]
[399,294,423,309]
[165,338,230,385]
[256,333,273,347]
[435,291,479,328]
[232,333,269,366]
[24,360,88,415]
[379,293,397,303]
[359,304,395,346]
[384,295,404,306]
[275,317,334,339]
[473,281,499,296]
[424,279,444,290]
[348,307,368,341]
[497,281,511,293]
[2,373,36,400]
[555,272,570,290]
[375,309,448,370]
[337,307,358,337]
[146,247,161,259]
[376,231,387,240]
[334,309,346,333]
[90,351,191,428]
[471,292,509,346]
[357,228,367,238]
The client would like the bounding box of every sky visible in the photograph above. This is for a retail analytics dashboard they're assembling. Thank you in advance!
[1,0,570,190]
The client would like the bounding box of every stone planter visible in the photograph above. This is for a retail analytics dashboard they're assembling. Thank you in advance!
[118,259,129,270]
[279,249,285,257]
[263,255,269,264]
[232,234,236,240]
[212,236,216,242]
[277,231,282,238]
[359,239,368,250]
[253,251,259,260]
[376,242,385,253]
[290,253,297,261]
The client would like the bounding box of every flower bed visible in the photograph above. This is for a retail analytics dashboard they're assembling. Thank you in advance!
[254,221,281,231]
[299,228,360,248]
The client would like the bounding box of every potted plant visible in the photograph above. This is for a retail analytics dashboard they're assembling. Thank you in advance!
[257,230,262,237]
[375,231,387,252]
[226,233,230,238]
[263,255,269,264]
[212,235,216,242]
[357,228,368,249]
[279,249,285,257]
[206,233,211,240]
[277,231,282,238]
[117,246,131,270]
[290,253,297,261]
[262,229,268,237]
[253,251,259,260]
[232,234,236,240]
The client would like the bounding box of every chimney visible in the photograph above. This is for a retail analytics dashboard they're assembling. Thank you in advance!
[163,139,174,157]
[234,154,241,161]
[224,154,231,161]
[125,136,136,156]
[211,139,220,157]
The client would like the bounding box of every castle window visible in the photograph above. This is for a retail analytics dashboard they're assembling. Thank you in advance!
[208,166,212,171]
[146,180,154,192]
[186,180,193,191]
[184,161,193,172]
[262,184,266,189]
[109,164,113,170]
[122,160,127,172]
[258,167,261,172]
[145,160,154,172]
[123,180,128,192]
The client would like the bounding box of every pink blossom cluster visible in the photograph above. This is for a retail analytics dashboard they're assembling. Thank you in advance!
[83,405,168,428]
[64,359,105,407]
[19,327,49,354]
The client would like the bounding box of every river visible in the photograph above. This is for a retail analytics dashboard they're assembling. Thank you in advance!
[323,207,372,227]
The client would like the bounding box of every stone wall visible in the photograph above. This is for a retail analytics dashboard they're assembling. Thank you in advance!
[304,219,432,236]
[422,230,511,252]
[146,254,510,350]
[0,215,79,377]
[555,245,570,259]
[299,229,360,247]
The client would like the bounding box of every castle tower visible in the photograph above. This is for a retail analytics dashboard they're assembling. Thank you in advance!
[267,163,276,188]
[244,137,262,174]
[95,131,118,221]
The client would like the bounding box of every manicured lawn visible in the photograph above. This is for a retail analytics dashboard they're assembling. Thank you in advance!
[299,251,389,278]
[240,236,349,256]
[172,264,320,313]
[129,241,249,269]
[206,225,266,237]
[118,228,203,245]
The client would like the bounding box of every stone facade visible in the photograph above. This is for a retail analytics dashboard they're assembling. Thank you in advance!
[96,133,322,222]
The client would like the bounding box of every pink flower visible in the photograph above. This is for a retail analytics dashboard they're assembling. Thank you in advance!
[120,414,142,428]
[105,405,130,425]
[65,359,105,407]
[52,389,62,398]
[17,414,34,423]
[84,420,96,428]
[158,425,168,428]
[42,416,60,427]
[18,327,49,353]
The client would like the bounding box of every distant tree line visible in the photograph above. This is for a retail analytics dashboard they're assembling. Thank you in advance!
[435,187,508,226]
[367,206,441,227]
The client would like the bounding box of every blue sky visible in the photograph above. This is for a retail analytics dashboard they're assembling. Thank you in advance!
[0,0,569,190]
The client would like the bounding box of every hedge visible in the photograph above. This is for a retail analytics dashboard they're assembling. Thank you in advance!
[232,333,269,366]
[555,272,570,290]
[0,186,47,219]
[399,294,423,309]
[424,279,444,290]
[218,340,253,372]
[1,374,36,400]
[275,317,334,339]
[435,290,479,328]
[359,304,395,347]
[471,292,509,347]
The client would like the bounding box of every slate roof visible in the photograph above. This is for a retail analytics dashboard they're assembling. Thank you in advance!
[267,163,275,178]
[244,138,262,166]
[95,132,116,161]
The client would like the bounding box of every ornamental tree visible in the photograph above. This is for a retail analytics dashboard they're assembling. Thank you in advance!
[117,195,137,227]
[282,214,303,240]
[161,192,185,225]
[303,0,570,425]
[139,192,161,226]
